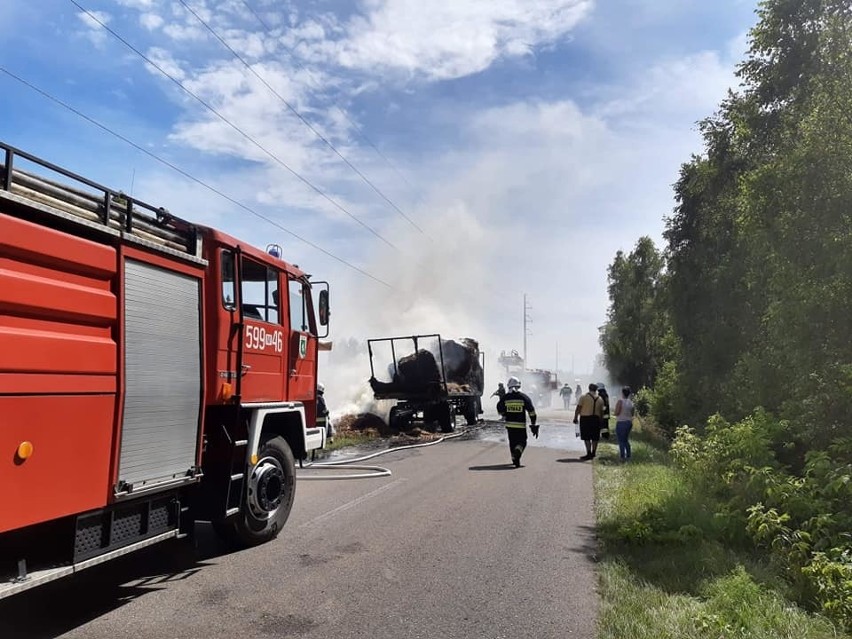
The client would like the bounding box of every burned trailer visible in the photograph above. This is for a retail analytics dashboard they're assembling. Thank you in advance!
[368,335,484,433]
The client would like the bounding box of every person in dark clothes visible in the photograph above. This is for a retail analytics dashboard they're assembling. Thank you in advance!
[316,382,332,443]
[498,376,538,467]
[559,383,573,409]
[597,384,611,439]
[492,382,506,419]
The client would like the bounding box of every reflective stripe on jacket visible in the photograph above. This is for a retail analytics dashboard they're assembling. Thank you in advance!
[502,391,536,428]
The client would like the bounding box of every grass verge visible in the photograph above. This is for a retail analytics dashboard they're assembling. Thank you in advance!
[594,423,845,639]
[322,431,375,452]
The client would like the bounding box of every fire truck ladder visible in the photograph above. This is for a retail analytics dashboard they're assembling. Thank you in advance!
[0,142,203,262]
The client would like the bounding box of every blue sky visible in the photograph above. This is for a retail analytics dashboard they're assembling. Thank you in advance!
[0,0,758,401]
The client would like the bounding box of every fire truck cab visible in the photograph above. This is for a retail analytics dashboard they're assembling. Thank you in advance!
[0,142,329,598]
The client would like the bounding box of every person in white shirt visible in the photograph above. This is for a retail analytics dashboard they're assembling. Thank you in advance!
[614,387,635,461]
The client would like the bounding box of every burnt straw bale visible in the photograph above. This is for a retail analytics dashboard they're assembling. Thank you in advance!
[370,349,442,394]
[438,338,483,394]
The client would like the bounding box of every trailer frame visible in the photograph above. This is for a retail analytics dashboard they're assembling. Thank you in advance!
[367,334,484,433]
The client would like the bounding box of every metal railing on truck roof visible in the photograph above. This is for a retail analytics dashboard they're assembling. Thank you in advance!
[0,142,201,260]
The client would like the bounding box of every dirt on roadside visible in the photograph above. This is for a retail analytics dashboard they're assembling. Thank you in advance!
[335,412,488,446]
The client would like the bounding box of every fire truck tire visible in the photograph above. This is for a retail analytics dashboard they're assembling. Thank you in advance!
[216,436,296,547]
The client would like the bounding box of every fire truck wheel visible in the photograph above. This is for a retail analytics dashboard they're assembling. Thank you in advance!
[218,436,296,547]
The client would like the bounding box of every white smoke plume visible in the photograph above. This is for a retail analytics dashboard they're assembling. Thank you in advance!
[318,202,508,423]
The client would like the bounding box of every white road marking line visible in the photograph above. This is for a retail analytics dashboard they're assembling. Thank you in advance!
[299,479,407,529]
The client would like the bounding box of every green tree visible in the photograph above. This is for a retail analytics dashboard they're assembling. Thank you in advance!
[661,0,852,441]
[600,237,668,391]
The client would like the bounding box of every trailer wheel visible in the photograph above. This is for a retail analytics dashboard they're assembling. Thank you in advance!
[437,402,455,433]
[463,400,478,425]
[388,406,403,431]
[216,436,296,547]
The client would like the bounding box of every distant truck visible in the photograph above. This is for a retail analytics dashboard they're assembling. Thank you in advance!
[0,141,330,599]
[521,369,559,408]
[497,350,558,408]
[368,334,484,433]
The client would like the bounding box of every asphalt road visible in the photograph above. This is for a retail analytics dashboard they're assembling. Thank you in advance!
[0,416,598,639]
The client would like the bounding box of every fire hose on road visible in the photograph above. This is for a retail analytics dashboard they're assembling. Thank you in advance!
[297,430,470,480]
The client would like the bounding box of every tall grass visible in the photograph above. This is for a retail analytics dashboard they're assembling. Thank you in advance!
[594,425,844,639]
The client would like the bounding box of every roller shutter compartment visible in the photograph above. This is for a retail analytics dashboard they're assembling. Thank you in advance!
[119,259,202,491]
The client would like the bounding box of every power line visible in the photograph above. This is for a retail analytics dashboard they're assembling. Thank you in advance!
[239,0,272,31]
[0,65,394,290]
[69,0,398,251]
[178,0,426,235]
[237,0,430,224]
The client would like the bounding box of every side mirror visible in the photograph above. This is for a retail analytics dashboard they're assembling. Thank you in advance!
[318,289,330,326]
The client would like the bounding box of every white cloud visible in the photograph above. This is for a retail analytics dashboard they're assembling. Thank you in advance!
[594,49,739,121]
[162,21,207,42]
[222,29,267,59]
[77,9,112,48]
[145,46,187,81]
[116,0,155,8]
[140,12,164,30]
[299,0,594,81]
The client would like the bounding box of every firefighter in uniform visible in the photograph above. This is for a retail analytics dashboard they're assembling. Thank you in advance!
[317,382,332,443]
[492,382,507,419]
[559,383,573,409]
[497,376,538,467]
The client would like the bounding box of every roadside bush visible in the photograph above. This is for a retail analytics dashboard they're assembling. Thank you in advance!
[670,411,783,504]
[670,411,852,629]
[648,360,683,437]
[633,387,652,418]
[746,439,852,629]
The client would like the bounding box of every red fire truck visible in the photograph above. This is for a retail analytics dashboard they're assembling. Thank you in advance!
[0,142,330,598]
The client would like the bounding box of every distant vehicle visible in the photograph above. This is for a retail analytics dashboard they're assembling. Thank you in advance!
[368,334,484,433]
[497,350,558,408]
[521,369,559,408]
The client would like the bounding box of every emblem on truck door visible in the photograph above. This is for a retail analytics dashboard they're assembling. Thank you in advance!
[298,334,308,359]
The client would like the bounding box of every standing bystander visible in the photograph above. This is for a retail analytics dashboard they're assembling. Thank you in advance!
[614,387,634,461]
[573,384,604,460]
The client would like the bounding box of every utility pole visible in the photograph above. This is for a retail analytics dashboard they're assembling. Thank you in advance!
[523,294,533,368]
[556,341,559,377]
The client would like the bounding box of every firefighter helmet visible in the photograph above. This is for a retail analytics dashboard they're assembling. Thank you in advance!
[317,382,325,394]
[507,376,521,390]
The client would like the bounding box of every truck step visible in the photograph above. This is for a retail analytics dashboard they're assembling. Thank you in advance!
[0,530,178,601]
